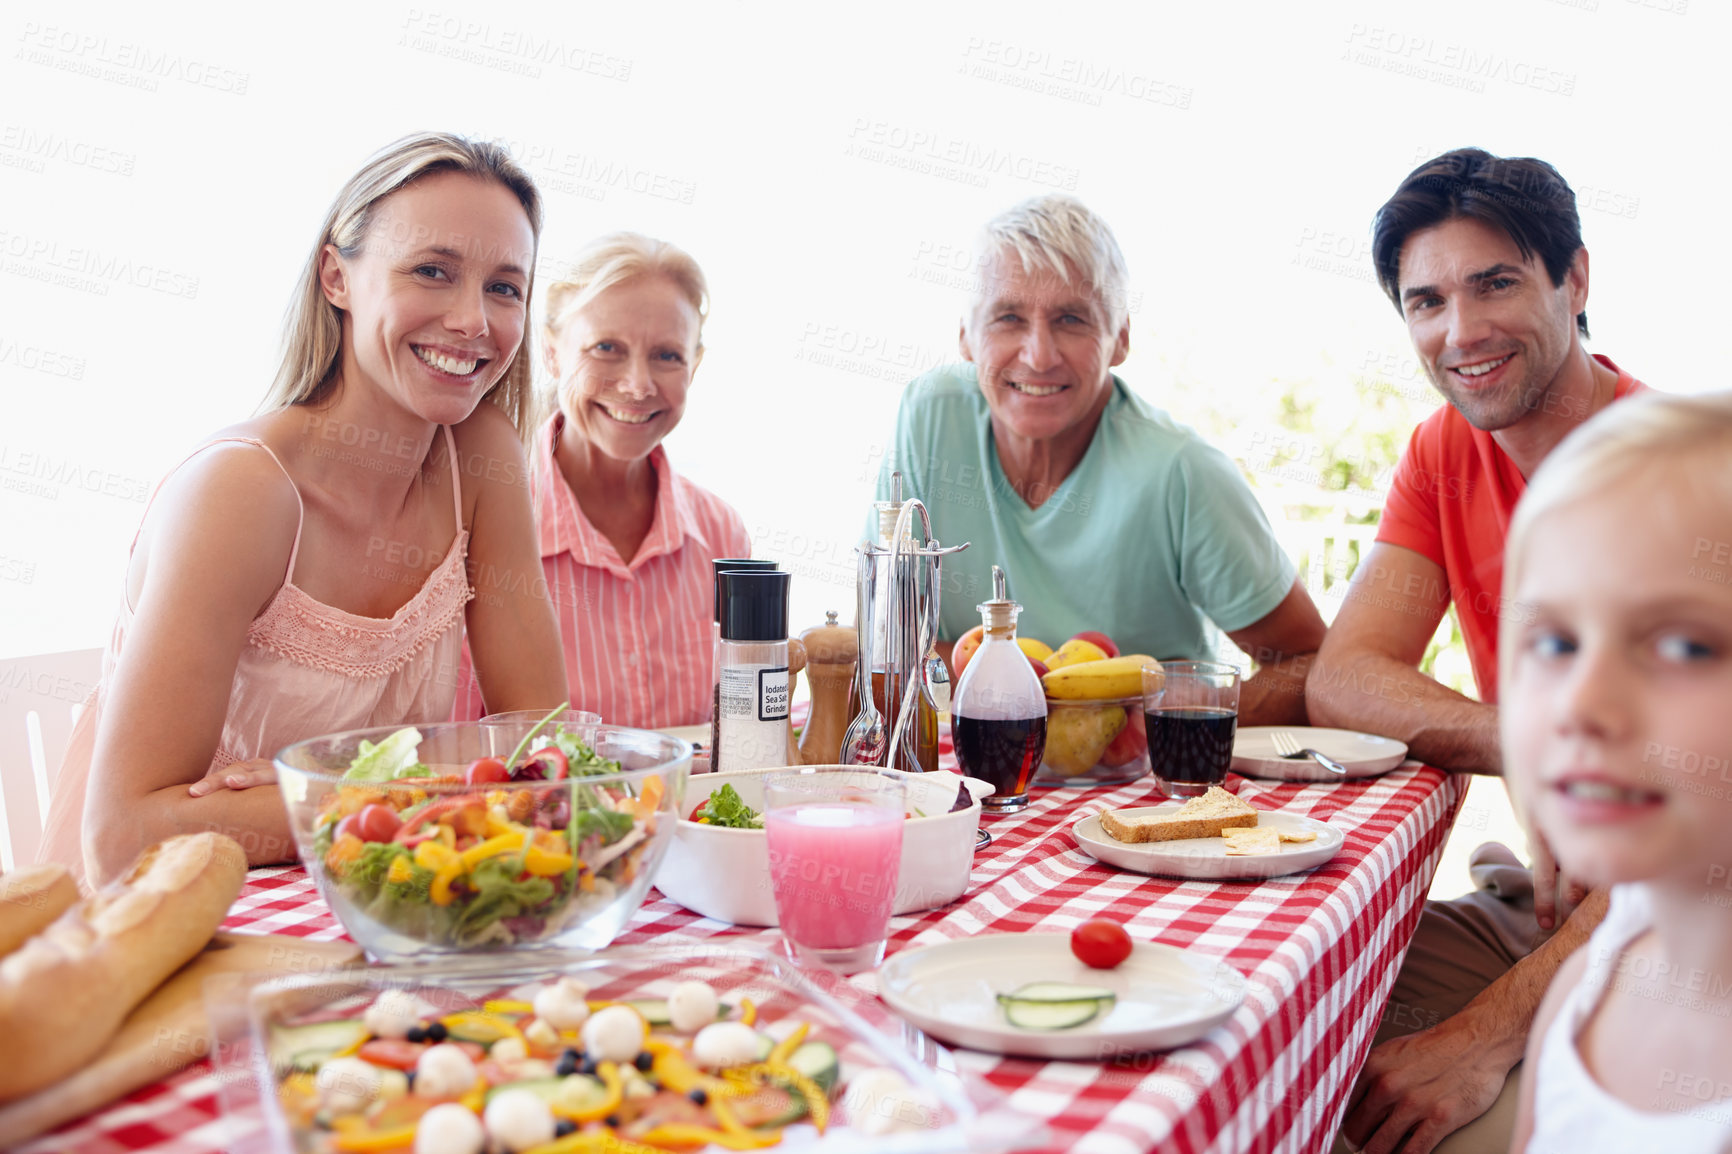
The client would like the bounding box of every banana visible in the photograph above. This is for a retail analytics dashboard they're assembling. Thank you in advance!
[1042,655,1160,701]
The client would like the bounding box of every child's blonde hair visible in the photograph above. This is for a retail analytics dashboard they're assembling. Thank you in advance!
[1500,390,1732,685]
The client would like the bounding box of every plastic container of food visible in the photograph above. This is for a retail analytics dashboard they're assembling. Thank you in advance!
[209,943,1038,1153]
[1033,695,1150,787]
[274,721,690,962]
[655,768,994,926]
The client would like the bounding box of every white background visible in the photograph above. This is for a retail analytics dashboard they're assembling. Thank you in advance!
[0,0,1719,659]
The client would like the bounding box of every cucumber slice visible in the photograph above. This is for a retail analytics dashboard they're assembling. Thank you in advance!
[996,982,1116,1004]
[443,1014,524,1045]
[753,1041,841,1128]
[485,1074,610,1113]
[621,998,732,1028]
[1000,997,1112,1030]
[268,1019,370,1072]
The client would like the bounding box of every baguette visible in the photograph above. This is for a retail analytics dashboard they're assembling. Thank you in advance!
[0,865,78,958]
[0,833,246,1101]
[1099,786,1257,844]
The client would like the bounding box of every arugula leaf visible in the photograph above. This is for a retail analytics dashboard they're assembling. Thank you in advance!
[703,784,764,829]
[547,728,621,776]
[341,727,425,782]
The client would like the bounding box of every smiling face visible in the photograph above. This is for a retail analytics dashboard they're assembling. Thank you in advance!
[319,170,534,427]
[960,251,1130,448]
[547,273,701,464]
[1397,216,1587,433]
[1503,474,1732,890]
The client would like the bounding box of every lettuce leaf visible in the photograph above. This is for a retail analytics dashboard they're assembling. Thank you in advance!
[703,784,763,829]
[341,727,426,782]
[546,728,622,776]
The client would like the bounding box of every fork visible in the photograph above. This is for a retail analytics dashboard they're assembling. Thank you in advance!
[1271,730,1348,776]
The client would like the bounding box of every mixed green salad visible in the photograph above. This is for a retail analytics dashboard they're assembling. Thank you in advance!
[311,717,665,948]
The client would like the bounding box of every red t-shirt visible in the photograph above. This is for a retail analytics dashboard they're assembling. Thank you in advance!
[1375,354,1647,703]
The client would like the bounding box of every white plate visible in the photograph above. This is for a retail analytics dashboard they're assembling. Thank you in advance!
[877,933,1245,1059]
[1072,806,1344,880]
[1231,726,1408,780]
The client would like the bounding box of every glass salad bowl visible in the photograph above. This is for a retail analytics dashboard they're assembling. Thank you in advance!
[275,721,690,963]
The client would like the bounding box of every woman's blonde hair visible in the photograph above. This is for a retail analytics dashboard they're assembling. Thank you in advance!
[541,232,709,362]
[258,132,544,433]
[1501,390,1732,680]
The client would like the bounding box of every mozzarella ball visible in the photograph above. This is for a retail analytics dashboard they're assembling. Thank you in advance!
[666,981,721,1034]
[489,1036,529,1065]
[580,1005,645,1064]
[315,1056,380,1115]
[533,977,591,1032]
[413,1102,486,1154]
[363,989,423,1039]
[847,1067,927,1136]
[482,1088,557,1152]
[691,1021,762,1069]
[415,1042,479,1098]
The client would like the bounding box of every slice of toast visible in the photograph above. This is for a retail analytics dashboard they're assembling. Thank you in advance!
[1099,786,1257,844]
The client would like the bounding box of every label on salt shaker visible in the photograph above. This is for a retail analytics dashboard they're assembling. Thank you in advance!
[719,664,789,769]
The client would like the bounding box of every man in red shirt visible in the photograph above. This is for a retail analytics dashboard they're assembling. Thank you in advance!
[1308,149,1648,1153]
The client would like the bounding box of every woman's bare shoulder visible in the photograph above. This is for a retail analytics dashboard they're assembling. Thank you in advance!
[451,402,535,496]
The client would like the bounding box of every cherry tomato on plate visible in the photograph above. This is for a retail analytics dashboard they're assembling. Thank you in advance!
[1070,918,1133,969]
[466,757,510,784]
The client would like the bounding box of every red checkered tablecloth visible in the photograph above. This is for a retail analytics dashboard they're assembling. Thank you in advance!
[26,756,1465,1154]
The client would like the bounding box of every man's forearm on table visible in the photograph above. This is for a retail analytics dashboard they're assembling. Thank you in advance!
[1238,654,1312,726]
[1307,652,1502,773]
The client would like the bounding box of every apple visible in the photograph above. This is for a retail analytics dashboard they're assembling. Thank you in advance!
[1100,709,1147,767]
[1028,658,1049,679]
[951,626,984,680]
[1069,630,1119,659]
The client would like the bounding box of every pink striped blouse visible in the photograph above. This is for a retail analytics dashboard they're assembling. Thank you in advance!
[452,412,751,729]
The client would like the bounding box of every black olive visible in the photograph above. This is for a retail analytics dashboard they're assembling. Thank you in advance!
[405,1025,427,1044]
[604,1114,621,1128]
[425,1021,449,1043]
[634,1051,654,1072]
[579,1056,598,1076]
[554,1050,579,1077]
[554,1118,577,1137]
[687,1087,709,1106]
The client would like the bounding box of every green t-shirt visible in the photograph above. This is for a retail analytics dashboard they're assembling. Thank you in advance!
[873,364,1294,660]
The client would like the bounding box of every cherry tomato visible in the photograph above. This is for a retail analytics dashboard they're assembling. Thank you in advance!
[1070,918,1133,969]
[466,757,510,784]
[352,804,401,843]
[357,1039,425,1069]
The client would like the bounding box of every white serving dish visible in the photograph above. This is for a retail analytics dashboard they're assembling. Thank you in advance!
[654,766,994,926]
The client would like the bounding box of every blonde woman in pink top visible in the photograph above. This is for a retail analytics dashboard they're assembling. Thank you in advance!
[453,234,750,729]
[39,134,566,887]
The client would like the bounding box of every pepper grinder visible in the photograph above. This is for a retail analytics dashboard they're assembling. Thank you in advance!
[798,610,858,765]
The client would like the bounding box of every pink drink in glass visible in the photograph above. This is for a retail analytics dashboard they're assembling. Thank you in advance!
[765,802,902,971]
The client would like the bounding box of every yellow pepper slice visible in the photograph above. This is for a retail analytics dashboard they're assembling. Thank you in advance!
[739,997,756,1027]
[429,866,463,907]
[635,1124,782,1150]
[458,1077,489,1114]
[551,1059,623,1123]
[766,1022,808,1066]
[413,840,459,871]
[385,854,416,886]
[523,844,575,876]
[330,1123,420,1153]
[484,999,534,1015]
[644,1038,727,1096]
[522,1133,667,1154]
[460,830,526,869]
[440,1011,524,1046]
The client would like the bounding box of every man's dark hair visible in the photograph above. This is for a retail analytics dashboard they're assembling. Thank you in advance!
[1372,148,1588,338]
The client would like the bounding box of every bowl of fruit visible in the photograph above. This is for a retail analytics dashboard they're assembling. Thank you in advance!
[955,628,1155,787]
[275,716,690,962]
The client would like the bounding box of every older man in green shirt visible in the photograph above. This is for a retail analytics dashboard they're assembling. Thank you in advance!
[875,194,1322,723]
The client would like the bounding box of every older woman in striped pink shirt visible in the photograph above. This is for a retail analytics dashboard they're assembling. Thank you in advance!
[453,233,750,727]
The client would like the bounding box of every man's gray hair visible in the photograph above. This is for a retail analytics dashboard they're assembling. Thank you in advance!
[974,194,1130,327]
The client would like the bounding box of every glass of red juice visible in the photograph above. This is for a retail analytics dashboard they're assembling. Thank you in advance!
[763,768,906,973]
[1143,661,1241,798]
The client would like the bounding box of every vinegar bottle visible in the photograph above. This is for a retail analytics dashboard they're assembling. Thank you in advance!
[950,566,1047,813]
